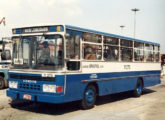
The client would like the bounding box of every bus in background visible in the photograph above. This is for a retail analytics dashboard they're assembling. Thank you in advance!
[7,24,160,109]
[0,37,12,89]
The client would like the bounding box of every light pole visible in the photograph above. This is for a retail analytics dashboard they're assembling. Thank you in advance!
[120,25,125,35]
[131,8,140,39]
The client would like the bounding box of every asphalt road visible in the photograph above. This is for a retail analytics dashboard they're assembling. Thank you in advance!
[0,78,165,120]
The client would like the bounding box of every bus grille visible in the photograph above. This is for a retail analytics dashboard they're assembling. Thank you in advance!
[19,83,41,91]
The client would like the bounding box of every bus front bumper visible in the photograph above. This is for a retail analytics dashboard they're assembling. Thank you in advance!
[6,89,65,104]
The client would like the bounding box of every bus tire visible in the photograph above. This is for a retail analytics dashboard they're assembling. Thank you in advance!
[81,85,96,109]
[133,79,143,97]
[0,76,5,89]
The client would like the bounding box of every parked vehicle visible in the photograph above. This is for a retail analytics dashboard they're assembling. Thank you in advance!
[0,38,12,89]
[7,24,160,109]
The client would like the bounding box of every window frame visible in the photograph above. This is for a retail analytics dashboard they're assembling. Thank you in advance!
[103,36,119,61]
[120,39,133,62]
[134,42,144,62]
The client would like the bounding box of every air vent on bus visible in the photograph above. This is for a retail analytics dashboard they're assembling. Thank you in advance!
[19,83,41,91]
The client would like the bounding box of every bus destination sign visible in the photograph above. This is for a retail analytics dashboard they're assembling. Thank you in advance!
[23,27,49,33]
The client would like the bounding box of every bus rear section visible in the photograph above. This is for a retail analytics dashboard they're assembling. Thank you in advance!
[7,72,66,103]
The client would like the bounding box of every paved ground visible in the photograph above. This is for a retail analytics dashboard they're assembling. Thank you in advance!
[0,78,165,120]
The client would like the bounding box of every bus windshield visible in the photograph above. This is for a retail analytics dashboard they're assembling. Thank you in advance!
[12,35,64,70]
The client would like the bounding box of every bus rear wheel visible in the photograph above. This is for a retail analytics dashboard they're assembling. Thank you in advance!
[0,76,5,89]
[133,79,143,97]
[81,85,96,109]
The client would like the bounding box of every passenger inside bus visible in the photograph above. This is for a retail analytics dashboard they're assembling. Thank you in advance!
[104,47,118,61]
[84,45,96,60]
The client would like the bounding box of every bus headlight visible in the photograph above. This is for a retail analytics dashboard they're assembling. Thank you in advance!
[43,84,56,93]
[9,81,18,89]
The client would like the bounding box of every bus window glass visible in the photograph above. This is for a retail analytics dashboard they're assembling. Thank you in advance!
[12,37,24,65]
[12,35,64,70]
[154,45,160,62]
[120,39,132,47]
[145,51,154,62]
[23,41,29,59]
[120,39,133,61]
[36,35,63,69]
[134,42,143,49]
[83,44,102,60]
[22,38,30,65]
[82,33,101,43]
[154,46,159,51]
[121,48,133,61]
[104,36,118,45]
[145,44,153,51]
[155,52,160,62]
[134,49,144,61]
[13,38,19,59]
[145,44,154,62]
[104,45,119,61]
[134,42,144,61]
[66,35,80,59]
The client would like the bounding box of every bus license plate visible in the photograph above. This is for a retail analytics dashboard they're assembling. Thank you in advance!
[23,94,32,100]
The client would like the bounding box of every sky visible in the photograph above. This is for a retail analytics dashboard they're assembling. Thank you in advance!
[0,0,165,53]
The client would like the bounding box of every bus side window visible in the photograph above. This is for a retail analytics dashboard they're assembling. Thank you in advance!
[145,44,154,62]
[66,33,81,71]
[104,45,119,61]
[83,44,101,60]
[120,39,133,62]
[66,34,80,59]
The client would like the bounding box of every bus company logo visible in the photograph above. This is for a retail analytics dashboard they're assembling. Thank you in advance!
[90,74,98,79]
[89,64,99,68]
[124,65,131,70]
[23,80,37,83]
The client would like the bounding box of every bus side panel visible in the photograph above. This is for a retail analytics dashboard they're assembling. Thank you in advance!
[97,71,138,96]
[143,75,161,87]
[63,71,161,102]
[112,78,137,94]
[64,72,138,100]
[97,80,112,96]
[64,74,88,102]
[98,78,137,96]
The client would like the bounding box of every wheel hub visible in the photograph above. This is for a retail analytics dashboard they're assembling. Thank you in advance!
[85,89,94,104]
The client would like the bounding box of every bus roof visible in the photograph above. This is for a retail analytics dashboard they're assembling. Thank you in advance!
[65,25,160,46]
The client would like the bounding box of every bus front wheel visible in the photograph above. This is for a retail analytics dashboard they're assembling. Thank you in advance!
[0,76,5,89]
[81,85,96,109]
[133,79,143,97]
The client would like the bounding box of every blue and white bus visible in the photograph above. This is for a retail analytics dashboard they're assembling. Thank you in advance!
[7,24,161,109]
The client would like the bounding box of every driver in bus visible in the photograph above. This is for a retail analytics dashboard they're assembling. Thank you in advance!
[40,41,50,63]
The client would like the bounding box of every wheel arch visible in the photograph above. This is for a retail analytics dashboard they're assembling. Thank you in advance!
[138,77,144,88]
[86,82,99,96]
